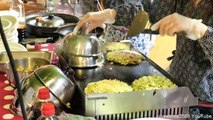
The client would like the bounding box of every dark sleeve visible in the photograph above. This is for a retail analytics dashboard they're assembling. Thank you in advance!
[103,0,144,27]
[201,69,213,102]
[103,0,177,27]
[198,15,213,65]
[113,3,144,27]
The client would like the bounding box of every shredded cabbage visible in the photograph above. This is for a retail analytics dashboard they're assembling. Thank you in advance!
[132,75,177,91]
[84,79,133,95]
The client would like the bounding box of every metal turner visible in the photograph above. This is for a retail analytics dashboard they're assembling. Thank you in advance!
[127,10,159,37]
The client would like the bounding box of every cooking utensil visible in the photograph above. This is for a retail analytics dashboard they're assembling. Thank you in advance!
[63,34,104,56]
[0,51,52,70]
[57,44,104,68]
[10,65,75,116]
[6,57,50,87]
[127,11,159,37]
[60,27,105,68]
[26,13,79,37]
[55,23,77,36]
[64,53,104,68]
[127,11,149,37]
[56,25,104,37]
[55,45,86,115]
[33,15,65,27]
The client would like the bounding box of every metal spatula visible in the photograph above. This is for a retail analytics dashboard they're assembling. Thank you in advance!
[127,10,150,37]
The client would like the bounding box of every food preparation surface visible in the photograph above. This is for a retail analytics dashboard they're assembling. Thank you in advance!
[72,60,162,90]
[61,55,197,119]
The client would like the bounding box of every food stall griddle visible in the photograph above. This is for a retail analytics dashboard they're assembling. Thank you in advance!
[73,61,162,90]
[57,48,197,120]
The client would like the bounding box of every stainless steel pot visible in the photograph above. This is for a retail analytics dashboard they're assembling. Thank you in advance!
[10,65,75,116]
[63,34,104,56]
[60,32,105,68]
[63,53,104,68]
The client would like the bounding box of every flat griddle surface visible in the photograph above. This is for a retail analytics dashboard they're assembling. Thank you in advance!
[72,60,162,90]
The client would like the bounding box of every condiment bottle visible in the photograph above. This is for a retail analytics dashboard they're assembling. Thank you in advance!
[47,0,55,13]
[37,102,59,120]
[10,0,26,42]
[30,87,51,120]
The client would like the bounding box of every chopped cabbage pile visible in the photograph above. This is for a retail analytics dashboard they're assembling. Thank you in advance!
[132,75,177,91]
[84,79,133,95]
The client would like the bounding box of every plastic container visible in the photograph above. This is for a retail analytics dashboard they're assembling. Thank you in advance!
[30,87,51,120]
[37,103,59,120]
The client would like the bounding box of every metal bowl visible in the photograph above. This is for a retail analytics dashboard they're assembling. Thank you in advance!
[10,65,75,116]
[63,34,104,56]
[6,57,50,87]
[64,53,104,68]
[56,44,104,68]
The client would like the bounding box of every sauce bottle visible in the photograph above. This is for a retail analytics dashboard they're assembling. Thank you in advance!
[30,87,51,120]
[37,102,59,120]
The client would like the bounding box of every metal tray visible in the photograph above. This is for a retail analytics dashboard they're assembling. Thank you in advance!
[0,51,52,72]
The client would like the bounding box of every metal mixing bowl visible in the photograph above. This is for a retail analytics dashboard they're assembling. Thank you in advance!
[64,53,104,68]
[10,65,75,116]
[63,34,104,56]
[6,57,50,87]
[59,29,106,68]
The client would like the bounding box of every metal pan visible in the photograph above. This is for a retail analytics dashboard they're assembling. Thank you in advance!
[56,26,104,37]
[26,13,79,38]
[0,51,52,72]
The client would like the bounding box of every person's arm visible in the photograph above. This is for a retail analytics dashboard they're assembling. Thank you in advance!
[198,15,213,65]
[103,0,177,27]
[73,0,177,34]
[103,0,147,27]
[201,68,213,102]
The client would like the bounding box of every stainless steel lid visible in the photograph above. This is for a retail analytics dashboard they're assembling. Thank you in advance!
[63,34,104,56]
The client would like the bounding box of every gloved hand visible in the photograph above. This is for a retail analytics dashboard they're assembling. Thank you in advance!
[73,9,116,34]
[151,13,208,40]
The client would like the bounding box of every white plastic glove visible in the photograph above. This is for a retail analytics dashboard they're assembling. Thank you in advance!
[151,13,207,40]
[73,9,116,34]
